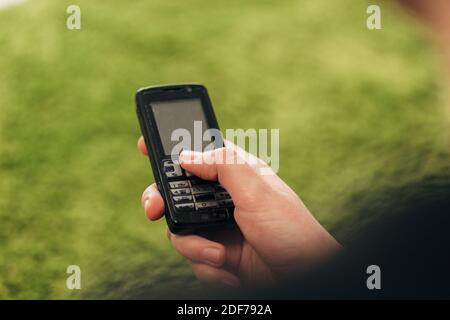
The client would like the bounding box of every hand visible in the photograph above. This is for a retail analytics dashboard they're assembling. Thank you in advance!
[137,137,342,288]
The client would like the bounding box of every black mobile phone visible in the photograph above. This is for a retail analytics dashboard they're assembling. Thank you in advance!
[135,84,235,234]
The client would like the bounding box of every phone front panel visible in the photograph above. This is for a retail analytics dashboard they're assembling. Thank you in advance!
[136,84,235,233]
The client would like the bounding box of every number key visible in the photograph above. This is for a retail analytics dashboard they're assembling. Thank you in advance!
[169,180,189,188]
[170,188,191,196]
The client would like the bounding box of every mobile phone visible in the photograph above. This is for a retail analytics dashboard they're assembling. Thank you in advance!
[135,84,235,234]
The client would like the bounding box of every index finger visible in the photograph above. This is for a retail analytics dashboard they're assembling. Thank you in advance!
[137,136,148,155]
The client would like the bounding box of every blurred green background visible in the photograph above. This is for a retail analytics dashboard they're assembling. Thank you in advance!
[0,0,449,299]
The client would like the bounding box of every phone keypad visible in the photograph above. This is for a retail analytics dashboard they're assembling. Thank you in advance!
[163,160,234,221]
[215,192,231,200]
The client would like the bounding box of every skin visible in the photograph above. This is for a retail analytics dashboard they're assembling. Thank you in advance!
[138,0,450,289]
[138,137,342,288]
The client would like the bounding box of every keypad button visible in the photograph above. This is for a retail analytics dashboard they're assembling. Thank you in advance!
[164,166,175,173]
[170,188,191,196]
[175,203,195,212]
[166,172,183,179]
[164,160,183,178]
[191,185,215,194]
[218,199,234,207]
[195,201,219,210]
[194,193,216,202]
[213,185,226,192]
[189,179,210,186]
[173,195,193,203]
[185,170,194,178]
[169,180,189,189]
[215,192,231,200]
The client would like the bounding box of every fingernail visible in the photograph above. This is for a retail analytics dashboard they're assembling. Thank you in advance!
[202,247,221,265]
[222,278,240,288]
[142,187,154,209]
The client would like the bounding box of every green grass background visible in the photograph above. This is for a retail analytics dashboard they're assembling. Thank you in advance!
[0,0,449,299]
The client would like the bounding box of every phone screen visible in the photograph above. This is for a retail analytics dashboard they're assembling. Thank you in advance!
[150,99,211,155]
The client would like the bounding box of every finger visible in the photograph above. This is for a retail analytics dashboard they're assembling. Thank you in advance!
[169,233,226,267]
[141,184,165,221]
[137,136,148,155]
[191,263,240,288]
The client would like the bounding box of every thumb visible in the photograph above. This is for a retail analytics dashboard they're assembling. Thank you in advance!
[178,145,270,205]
